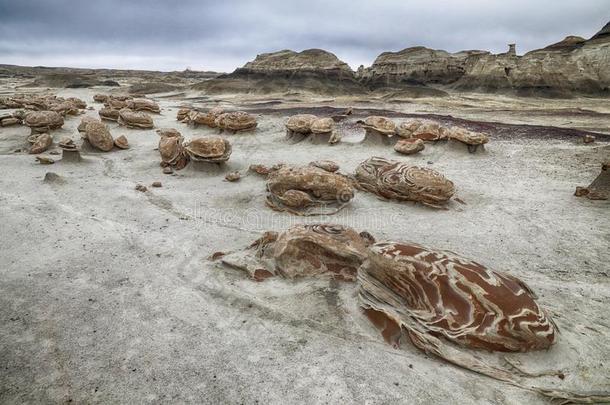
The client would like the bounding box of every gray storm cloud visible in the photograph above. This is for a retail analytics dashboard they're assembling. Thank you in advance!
[0,0,607,72]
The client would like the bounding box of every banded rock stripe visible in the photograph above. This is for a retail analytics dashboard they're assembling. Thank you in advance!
[359,241,556,352]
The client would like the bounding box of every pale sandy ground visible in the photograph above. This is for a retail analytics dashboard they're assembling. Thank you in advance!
[1,84,609,404]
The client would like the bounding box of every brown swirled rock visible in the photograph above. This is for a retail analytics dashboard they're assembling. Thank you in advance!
[219,224,373,281]
[99,107,120,122]
[266,165,354,215]
[0,112,23,127]
[50,101,79,116]
[29,133,53,154]
[215,111,257,132]
[114,135,129,149]
[184,137,232,163]
[118,108,154,129]
[66,97,87,109]
[394,138,425,155]
[126,98,160,113]
[159,133,189,170]
[359,241,556,352]
[85,121,114,152]
[355,157,455,208]
[78,116,101,132]
[24,111,64,133]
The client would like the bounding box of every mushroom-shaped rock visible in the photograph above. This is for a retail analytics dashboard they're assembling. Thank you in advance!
[99,107,120,122]
[310,117,338,144]
[189,107,224,127]
[176,108,191,122]
[184,137,232,163]
[362,116,396,135]
[126,98,160,113]
[114,135,129,149]
[78,116,101,132]
[85,121,114,152]
[29,133,53,154]
[355,157,455,208]
[359,241,556,352]
[360,116,396,145]
[215,111,257,132]
[411,121,447,141]
[394,138,425,155]
[309,160,339,172]
[118,108,154,129]
[286,114,317,135]
[219,224,373,281]
[447,127,489,152]
[159,134,189,170]
[24,111,64,133]
[266,165,354,215]
[58,137,78,151]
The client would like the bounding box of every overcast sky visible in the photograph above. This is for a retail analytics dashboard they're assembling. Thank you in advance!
[0,0,608,72]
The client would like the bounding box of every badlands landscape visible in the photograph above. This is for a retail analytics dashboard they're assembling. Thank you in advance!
[1,19,610,405]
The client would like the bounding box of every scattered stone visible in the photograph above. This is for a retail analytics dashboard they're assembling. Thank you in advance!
[118,108,154,129]
[583,135,595,143]
[85,121,114,152]
[43,172,65,184]
[77,116,100,132]
[184,137,232,163]
[29,133,53,154]
[152,181,162,188]
[99,107,120,121]
[156,128,182,138]
[215,111,257,132]
[225,171,241,182]
[126,98,160,113]
[36,156,54,164]
[159,132,189,170]
[58,137,78,151]
[24,111,64,133]
[309,160,339,172]
[135,184,147,192]
[286,114,317,137]
[394,138,425,155]
[162,166,173,174]
[574,186,589,197]
[114,135,129,149]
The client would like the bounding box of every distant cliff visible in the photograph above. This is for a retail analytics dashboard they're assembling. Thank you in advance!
[193,49,362,95]
[194,21,610,97]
